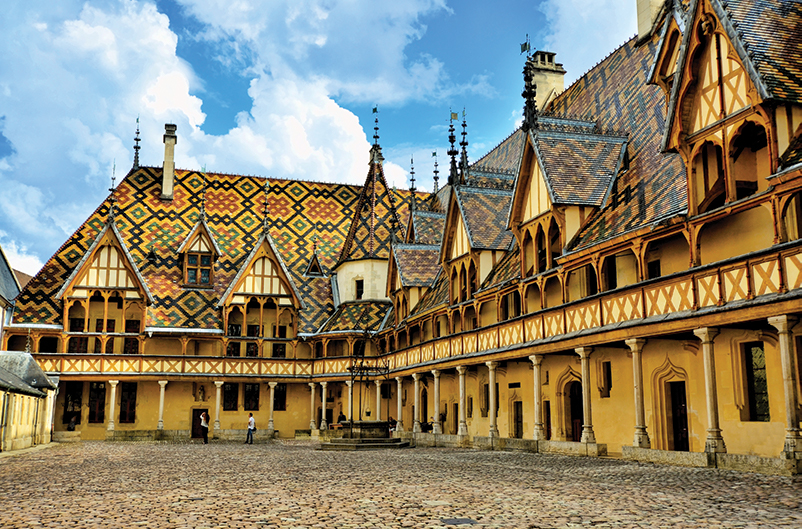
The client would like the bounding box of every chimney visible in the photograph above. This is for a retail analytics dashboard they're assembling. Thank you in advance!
[637,0,664,41]
[529,51,566,111]
[162,123,177,200]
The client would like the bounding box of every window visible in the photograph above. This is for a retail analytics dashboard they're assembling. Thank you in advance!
[88,382,106,423]
[124,320,140,355]
[69,318,84,332]
[647,260,661,280]
[355,279,364,300]
[273,383,287,411]
[380,383,391,399]
[186,252,213,286]
[600,361,612,398]
[271,343,286,358]
[227,323,242,336]
[63,381,83,424]
[481,383,489,417]
[353,340,366,357]
[223,383,239,411]
[226,342,241,357]
[119,382,137,423]
[244,384,259,411]
[508,382,521,389]
[467,396,473,419]
[246,342,259,357]
[247,325,261,337]
[68,337,88,354]
[744,342,769,422]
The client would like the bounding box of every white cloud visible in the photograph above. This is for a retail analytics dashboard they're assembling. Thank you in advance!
[0,232,44,276]
[539,0,637,85]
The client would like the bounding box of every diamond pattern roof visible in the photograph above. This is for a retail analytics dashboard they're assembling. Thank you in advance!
[393,245,441,287]
[456,187,515,250]
[318,300,391,334]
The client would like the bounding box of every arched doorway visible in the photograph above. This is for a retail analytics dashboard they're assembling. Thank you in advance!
[420,388,429,430]
[567,381,583,442]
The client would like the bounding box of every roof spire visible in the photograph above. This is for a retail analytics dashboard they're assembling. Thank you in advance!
[447,111,459,186]
[369,106,384,164]
[409,156,416,212]
[522,54,539,132]
[431,150,440,211]
[108,160,117,223]
[459,109,469,184]
[133,116,141,170]
[262,179,270,235]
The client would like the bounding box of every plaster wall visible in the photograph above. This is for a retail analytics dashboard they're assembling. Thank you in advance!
[699,206,774,265]
[336,260,389,301]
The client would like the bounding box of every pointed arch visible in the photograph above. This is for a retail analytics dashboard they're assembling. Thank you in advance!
[651,357,689,451]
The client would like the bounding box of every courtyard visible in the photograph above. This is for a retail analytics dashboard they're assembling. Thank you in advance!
[0,440,799,528]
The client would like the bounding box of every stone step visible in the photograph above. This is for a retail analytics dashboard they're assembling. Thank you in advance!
[318,438,410,451]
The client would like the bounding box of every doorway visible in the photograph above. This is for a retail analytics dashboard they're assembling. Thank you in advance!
[513,401,523,438]
[421,388,428,425]
[667,381,689,451]
[191,408,208,439]
[568,381,583,442]
[452,402,459,434]
[543,401,552,440]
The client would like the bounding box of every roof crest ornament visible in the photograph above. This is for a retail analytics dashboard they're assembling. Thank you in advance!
[522,51,539,132]
[263,179,270,235]
[459,109,469,184]
[200,169,207,222]
[409,156,416,212]
[108,160,117,224]
[369,106,384,164]
[431,150,440,212]
[447,110,459,186]
[133,116,141,170]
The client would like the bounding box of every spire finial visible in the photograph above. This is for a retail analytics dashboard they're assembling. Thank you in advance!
[133,116,141,170]
[108,159,117,222]
[522,53,539,132]
[409,156,416,212]
[263,180,270,234]
[431,150,440,211]
[372,106,379,146]
[459,109,469,184]
[447,110,459,187]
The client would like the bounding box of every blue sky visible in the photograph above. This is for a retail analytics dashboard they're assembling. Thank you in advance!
[0,0,636,274]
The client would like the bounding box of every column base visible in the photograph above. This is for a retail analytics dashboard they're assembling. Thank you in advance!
[395,421,404,433]
[580,427,596,444]
[413,421,421,433]
[157,421,164,430]
[432,423,442,434]
[783,430,802,454]
[633,428,651,449]
[704,431,726,453]
[320,421,327,430]
[458,422,468,436]
[488,428,499,438]
[533,426,546,441]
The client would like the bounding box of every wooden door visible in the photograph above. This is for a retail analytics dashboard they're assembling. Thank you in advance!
[192,408,208,438]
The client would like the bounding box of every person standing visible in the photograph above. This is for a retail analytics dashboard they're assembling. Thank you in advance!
[200,411,209,444]
[245,413,255,444]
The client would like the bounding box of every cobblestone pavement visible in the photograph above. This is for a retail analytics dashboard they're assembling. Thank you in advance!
[0,440,800,529]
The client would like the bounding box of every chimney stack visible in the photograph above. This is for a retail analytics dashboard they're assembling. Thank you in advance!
[637,0,664,41]
[528,51,566,111]
[162,123,177,200]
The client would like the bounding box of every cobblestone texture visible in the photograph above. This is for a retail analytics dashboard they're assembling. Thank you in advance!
[0,440,800,528]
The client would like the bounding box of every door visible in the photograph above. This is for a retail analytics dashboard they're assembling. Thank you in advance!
[668,381,689,451]
[543,401,552,440]
[568,381,583,442]
[513,401,523,439]
[421,388,428,427]
[452,403,459,434]
[191,408,208,438]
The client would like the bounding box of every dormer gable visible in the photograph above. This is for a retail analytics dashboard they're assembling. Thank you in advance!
[508,130,554,231]
[648,13,684,106]
[56,222,153,303]
[218,233,305,309]
[177,218,221,288]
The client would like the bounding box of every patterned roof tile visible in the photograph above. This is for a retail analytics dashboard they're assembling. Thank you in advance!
[457,187,515,250]
[393,245,441,287]
[318,300,391,334]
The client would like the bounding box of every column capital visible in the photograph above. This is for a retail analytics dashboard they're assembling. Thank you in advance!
[485,361,498,370]
[625,338,646,353]
[375,379,382,386]
[214,381,224,388]
[109,380,119,387]
[308,382,316,389]
[456,365,467,375]
[158,380,168,388]
[575,347,593,359]
[395,376,403,383]
[693,327,719,343]
[320,381,328,387]
[345,380,353,387]
[268,381,278,389]
[528,354,544,366]
[431,369,440,378]
[411,372,420,381]
[768,315,798,334]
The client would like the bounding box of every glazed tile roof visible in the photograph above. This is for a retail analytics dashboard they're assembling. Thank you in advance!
[717,0,802,104]
[456,187,515,250]
[392,245,441,288]
[779,126,802,171]
[534,129,627,206]
[336,147,405,266]
[409,268,448,317]
[465,169,516,191]
[547,37,687,251]
[409,210,446,245]
[478,243,520,292]
[14,167,414,334]
[472,129,526,174]
[317,300,391,334]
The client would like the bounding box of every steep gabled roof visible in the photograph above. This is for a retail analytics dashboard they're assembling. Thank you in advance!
[317,300,392,335]
[409,210,446,246]
[392,244,441,288]
[455,186,514,251]
[472,128,526,174]
[177,217,222,256]
[477,243,520,293]
[408,268,448,317]
[0,244,20,305]
[335,145,405,267]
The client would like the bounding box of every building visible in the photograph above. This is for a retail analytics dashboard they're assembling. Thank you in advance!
[3,0,802,473]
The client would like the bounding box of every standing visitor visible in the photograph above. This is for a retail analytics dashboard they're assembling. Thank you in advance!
[200,411,209,444]
[246,413,255,444]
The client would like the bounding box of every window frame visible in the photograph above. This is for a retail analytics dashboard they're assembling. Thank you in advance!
[184,251,214,288]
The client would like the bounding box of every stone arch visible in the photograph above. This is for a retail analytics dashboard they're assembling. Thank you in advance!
[555,365,581,441]
[650,357,690,451]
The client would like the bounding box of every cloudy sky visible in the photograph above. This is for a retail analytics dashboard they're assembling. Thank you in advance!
[0,0,636,275]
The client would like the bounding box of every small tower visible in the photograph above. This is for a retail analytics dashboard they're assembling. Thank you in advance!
[133,117,141,171]
[447,115,459,187]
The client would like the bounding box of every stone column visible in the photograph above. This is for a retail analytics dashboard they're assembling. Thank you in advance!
[214,381,224,432]
[456,366,468,436]
[375,379,382,421]
[432,370,442,434]
[395,377,404,432]
[319,381,328,429]
[412,373,421,433]
[107,380,119,431]
[693,327,726,453]
[529,355,545,441]
[157,380,168,430]
[626,338,650,448]
[576,348,596,444]
[346,380,353,421]
[267,382,277,434]
[487,361,499,438]
[768,315,801,454]
[308,383,317,429]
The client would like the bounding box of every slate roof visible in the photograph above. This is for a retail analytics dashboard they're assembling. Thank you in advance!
[472,129,526,174]
[409,210,446,246]
[392,245,441,288]
[455,187,515,251]
[317,300,391,334]
[0,351,57,396]
[478,243,520,292]
[779,125,802,171]
[408,269,448,317]
[546,36,687,251]
[14,167,414,335]
[0,245,20,305]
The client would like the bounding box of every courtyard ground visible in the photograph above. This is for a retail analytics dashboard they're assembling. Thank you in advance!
[0,440,799,528]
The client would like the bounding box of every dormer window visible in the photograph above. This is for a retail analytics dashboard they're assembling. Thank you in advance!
[186,252,213,286]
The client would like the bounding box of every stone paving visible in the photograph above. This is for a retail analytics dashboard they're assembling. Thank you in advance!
[0,440,800,529]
